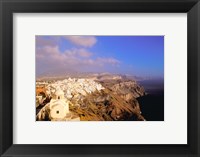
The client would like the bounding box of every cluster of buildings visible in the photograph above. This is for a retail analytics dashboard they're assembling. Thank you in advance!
[36,78,105,121]
[45,78,104,100]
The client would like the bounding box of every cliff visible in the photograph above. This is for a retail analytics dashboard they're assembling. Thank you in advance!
[36,76,146,121]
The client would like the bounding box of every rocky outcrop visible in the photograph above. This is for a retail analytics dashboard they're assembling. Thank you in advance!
[109,81,145,101]
[68,88,145,121]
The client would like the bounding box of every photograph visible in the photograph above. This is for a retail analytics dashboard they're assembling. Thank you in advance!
[36,35,164,121]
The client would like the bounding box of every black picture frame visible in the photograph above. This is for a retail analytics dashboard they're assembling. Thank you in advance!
[0,0,199,156]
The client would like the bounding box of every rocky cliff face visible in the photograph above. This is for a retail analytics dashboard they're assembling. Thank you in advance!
[68,88,145,121]
[36,76,146,121]
[106,81,145,100]
[90,79,146,121]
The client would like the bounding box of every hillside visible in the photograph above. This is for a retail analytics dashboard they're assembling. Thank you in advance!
[36,75,146,121]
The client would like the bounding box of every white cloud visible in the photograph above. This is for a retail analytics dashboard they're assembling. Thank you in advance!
[36,45,120,76]
[65,48,92,58]
[64,36,97,47]
[36,36,59,47]
[36,36,120,76]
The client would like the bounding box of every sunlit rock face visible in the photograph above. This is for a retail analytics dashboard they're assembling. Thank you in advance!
[36,76,146,121]
[109,81,146,101]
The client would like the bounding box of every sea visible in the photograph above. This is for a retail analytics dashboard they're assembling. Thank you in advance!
[137,79,164,121]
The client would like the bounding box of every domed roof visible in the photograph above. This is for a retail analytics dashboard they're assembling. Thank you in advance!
[55,89,64,97]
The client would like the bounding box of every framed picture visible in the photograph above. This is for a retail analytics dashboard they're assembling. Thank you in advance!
[0,0,199,156]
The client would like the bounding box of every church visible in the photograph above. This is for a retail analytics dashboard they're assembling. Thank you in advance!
[49,88,70,120]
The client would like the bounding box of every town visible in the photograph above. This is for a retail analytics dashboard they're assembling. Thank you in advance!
[36,78,105,121]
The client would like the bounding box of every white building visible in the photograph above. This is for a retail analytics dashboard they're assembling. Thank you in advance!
[49,88,70,120]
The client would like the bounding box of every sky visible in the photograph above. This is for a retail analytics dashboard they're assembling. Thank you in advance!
[36,36,164,79]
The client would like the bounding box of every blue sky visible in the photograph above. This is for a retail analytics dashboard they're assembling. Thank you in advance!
[36,36,164,79]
